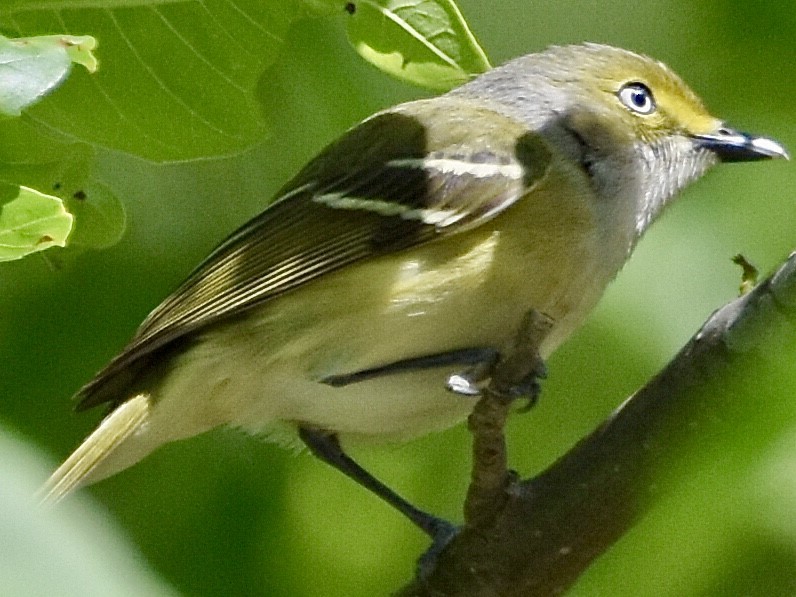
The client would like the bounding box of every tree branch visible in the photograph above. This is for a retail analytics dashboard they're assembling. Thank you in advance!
[398,252,796,597]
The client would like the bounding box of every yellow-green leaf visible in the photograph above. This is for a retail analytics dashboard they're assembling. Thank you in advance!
[345,0,490,91]
[0,186,73,261]
[300,0,343,16]
[0,34,98,117]
[64,180,126,250]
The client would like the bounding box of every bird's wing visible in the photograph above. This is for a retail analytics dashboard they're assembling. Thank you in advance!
[77,97,552,410]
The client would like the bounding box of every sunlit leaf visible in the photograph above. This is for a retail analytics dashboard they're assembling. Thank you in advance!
[0,34,97,116]
[1,1,309,160]
[345,0,490,90]
[0,185,73,261]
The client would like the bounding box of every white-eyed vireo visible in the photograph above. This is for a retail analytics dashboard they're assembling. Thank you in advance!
[42,44,787,540]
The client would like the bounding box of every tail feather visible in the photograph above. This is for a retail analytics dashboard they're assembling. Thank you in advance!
[39,393,151,505]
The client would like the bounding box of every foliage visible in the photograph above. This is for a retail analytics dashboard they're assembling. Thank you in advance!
[1,1,794,596]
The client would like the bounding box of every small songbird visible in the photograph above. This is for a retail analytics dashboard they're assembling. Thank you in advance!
[42,43,787,540]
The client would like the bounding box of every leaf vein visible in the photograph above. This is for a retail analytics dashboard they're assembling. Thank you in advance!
[104,6,241,140]
[360,0,460,70]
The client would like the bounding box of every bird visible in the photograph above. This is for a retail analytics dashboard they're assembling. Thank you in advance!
[41,43,787,541]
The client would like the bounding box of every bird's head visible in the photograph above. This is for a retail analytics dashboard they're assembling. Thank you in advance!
[457,43,788,234]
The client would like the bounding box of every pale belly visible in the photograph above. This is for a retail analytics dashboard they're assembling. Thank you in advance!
[151,205,616,445]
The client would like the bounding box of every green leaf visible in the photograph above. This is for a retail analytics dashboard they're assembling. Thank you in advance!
[299,0,345,17]
[0,118,127,252]
[1,1,489,159]
[0,185,73,261]
[1,1,310,161]
[345,0,491,90]
[0,34,97,117]
[0,118,94,191]
[64,180,126,250]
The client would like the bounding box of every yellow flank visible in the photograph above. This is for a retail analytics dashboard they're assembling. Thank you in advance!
[387,232,501,315]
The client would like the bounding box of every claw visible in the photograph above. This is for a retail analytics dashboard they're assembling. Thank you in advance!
[487,311,553,410]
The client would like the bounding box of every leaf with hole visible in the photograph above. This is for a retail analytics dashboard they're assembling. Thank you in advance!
[0,34,97,117]
[345,0,490,90]
[64,180,126,250]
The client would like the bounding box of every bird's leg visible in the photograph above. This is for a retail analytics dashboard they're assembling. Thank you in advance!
[448,311,552,410]
[420,310,555,577]
[320,347,499,388]
[309,311,553,576]
[445,351,500,396]
[466,310,554,518]
[298,427,457,543]
[487,310,552,410]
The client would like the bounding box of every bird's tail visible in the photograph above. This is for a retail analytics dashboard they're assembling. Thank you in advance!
[39,393,151,505]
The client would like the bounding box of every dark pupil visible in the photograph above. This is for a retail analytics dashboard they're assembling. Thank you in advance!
[631,88,647,107]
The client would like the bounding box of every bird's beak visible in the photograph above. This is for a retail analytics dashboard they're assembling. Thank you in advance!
[693,126,789,162]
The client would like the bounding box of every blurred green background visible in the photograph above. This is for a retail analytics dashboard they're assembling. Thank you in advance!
[2,1,795,595]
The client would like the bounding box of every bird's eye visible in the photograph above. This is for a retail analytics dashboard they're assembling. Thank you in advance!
[618,82,656,115]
